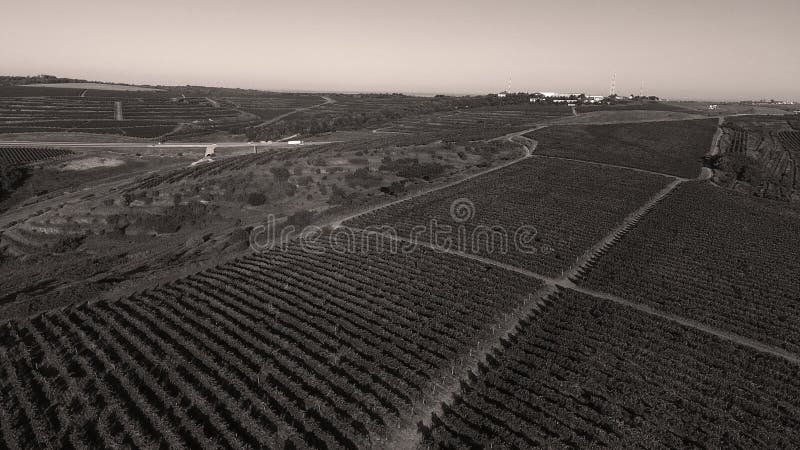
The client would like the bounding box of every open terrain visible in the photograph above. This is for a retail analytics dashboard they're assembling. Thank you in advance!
[1,83,799,449]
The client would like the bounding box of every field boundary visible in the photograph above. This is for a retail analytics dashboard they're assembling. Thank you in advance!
[561,281,800,364]
[375,281,557,449]
[565,178,684,280]
[530,154,687,180]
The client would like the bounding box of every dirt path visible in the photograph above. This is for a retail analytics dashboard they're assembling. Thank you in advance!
[204,97,220,108]
[700,115,727,181]
[531,154,686,180]
[708,115,725,157]
[113,101,123,121]
[375,283,557,449]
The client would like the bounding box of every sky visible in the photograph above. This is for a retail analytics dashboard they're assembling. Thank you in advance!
[1,0,798,100]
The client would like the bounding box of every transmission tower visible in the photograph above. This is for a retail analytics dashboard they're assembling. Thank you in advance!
[609,73,616,96]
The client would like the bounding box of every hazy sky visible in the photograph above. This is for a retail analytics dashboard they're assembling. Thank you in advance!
[2,0,798,100]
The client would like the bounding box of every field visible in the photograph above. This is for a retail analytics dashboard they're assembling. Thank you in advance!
[527,119,718,178]
[22,82,163,92]
[0,87,329,141]
[575,181,800,354]
[1,147,75,205]
[244,95,566,142]
[1,80,800,449]
[373,105,569,135]
[421,289,800,449]
[576,102,693,113]
[0,147,73,166]
[346,157,671,277]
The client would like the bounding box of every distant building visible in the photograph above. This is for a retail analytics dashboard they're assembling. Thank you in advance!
[708,104,719,110]
[530,92,586,103]
[497,91,508,98]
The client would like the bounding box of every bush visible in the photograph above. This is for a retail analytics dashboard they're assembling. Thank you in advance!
[286,209,315,229]
[348,157,369,166]
[247,192,267,206]
[0,166,28,198]
[380,181,406,196]
[345,167,382,189]
[270,166,291,181]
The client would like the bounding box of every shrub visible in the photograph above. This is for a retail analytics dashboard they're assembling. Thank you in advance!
[270,166,291,181]
[286,209,315,229]
[247,192,267,206]
[380,181,406,196]
[345,167,382,189]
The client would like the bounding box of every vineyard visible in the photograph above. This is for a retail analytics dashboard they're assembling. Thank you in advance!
[575,181,800,354]
[243,95,555,142]
[346,157,671,277]
[0,93,249,139]
[777,131,800,152]
[0,232,542,448]
[712,117,798,200]
[373,106,569,135]
[221,95,327,121]
[575,102,694,113]
[2,80,800,450]
[0,147,73,166]
[527,119,718,178]
[421,289,800,449]
[722,127,749,153]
